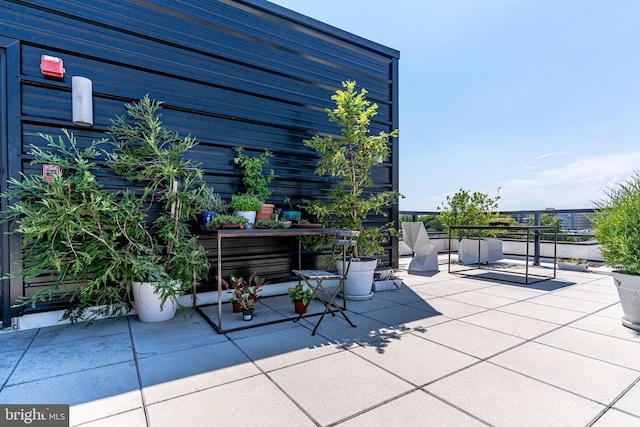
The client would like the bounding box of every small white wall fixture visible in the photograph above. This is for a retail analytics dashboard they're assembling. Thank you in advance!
[72,76,93,126]
[402,222,439,272]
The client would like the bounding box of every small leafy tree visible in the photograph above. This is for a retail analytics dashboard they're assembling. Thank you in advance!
[437,188,501,237]
[302,80,400,258]
[106,95,209,293]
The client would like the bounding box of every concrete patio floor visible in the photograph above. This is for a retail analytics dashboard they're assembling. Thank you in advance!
[1,256,639,426]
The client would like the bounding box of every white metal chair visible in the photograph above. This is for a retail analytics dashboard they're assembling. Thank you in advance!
[402,222,439,272]
[292,230,358,335]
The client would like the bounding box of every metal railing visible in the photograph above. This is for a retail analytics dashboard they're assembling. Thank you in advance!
[399,208,596,239]
[399,208,599,264]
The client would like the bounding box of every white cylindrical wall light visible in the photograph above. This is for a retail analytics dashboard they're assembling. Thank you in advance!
[72,76,93,127]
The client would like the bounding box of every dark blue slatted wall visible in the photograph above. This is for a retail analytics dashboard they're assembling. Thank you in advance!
[0,0,399,309]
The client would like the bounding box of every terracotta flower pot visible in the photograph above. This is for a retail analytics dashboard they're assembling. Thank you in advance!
[255,203,275,221]
[232,302,242,313]
[294,301,308,314]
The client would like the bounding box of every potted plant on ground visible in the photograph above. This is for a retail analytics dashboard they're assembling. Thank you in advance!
[592,172,640,330]
[106,95,210,322]
[221,273,265,321]
[233,146,276,221]
[302,81,400,300]
[437,188,503,264]
[231,193,263,225]
[556,257,589,272]
[288,283,313,314]
[372,272,403,292]
[0,131,144,324]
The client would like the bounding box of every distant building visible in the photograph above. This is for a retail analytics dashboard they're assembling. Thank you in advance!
[555,213,594,231]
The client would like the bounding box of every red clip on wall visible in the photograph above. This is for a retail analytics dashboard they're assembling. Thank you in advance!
[40,55,65,78]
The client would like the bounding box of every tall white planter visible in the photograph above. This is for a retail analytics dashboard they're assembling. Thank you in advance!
[612,272,640,330]
[336,258,377,300]
[132,281,178,322]
[235,211,256,224]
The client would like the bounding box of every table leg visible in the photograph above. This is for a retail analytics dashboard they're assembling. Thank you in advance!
[217,233,222,332]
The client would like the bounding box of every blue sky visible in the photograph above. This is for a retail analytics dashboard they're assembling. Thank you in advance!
[268,0,640,212]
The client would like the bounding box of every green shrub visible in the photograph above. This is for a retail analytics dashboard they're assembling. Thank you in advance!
[593,172,640,275]
[231,193,263,212]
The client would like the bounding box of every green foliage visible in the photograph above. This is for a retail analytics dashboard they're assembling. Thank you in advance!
[301,81,400,258]
[221,272,265,311]
[0,131,144,323]
[593,172,640,275]
[233,146,276,202]
[254,220,286,229]
[437,188,501,237]
[399,214,413,223]
[196,187,229,213]
[206,214,248,229]
[529,208,562,231]
[231,193,263,212]
[106,95,209,295]
[419,214,445,233]
[287,283,313,305]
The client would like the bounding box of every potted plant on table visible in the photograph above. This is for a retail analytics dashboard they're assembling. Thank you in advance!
[288,283,314,314]
[281,197,302,223]
[207,214,249,230]
[592,172,640,330]
[231,193,263,225]
[302,80,400,300]
[197,187,229,226]
[233,146,276,222]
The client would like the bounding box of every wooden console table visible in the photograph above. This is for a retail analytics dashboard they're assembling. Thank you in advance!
[448,225,557,284]
[193,227,337,333]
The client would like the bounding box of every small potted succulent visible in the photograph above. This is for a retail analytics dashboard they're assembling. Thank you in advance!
[287,283,314,314]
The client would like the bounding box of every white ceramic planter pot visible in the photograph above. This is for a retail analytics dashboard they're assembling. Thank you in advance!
[132,281,178,322]
[372,279,402,292]
[235,211,256,224]
[336,258,377,300]
[558,261,588,272]
[612,272,640,330]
